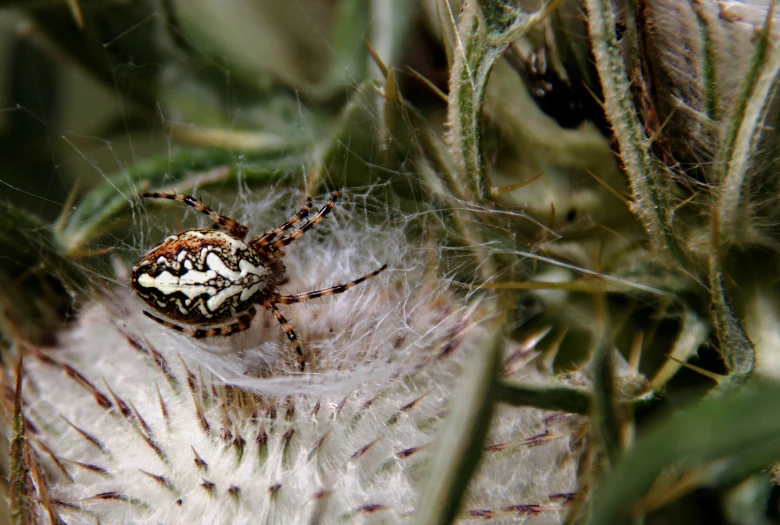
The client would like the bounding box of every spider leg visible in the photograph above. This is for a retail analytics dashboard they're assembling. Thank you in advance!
[273,264,387,304]
[262,190,338,255]
[143,307,257,337]
[263,300,305,371]
[248,197,313,252]
[143,192,249,240]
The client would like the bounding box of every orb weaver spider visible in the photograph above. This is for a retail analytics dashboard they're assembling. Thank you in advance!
[131,189,386,371]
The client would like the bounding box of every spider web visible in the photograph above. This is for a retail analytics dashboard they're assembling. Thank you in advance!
[0,5,602,524]
[0,1,671,394]
[0,1,505,395]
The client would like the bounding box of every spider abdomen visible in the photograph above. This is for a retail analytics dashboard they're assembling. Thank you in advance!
[131,229,269,325]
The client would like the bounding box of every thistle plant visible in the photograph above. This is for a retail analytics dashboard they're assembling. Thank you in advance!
[9,189,584,523]
[4,1,780,524]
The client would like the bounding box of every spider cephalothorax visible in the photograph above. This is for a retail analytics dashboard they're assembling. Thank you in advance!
[131,190,386,370]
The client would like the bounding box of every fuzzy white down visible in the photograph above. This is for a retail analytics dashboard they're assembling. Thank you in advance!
[21,188,582,524]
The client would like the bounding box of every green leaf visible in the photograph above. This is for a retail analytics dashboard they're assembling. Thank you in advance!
[588,380,780,525]
[707,256,754,396]
[413,329,503,525]
[690,3,720,121]
[9,357,33,525]
[0,200,85,345]
[649,309,709,391]
[591,327,624,466]
[445,0,556,200]
[497,381,659,416]
[61,148,313,251]
[367,0,418,73]
[24,1,177,113]
[715,4,780,247]
[496,382,591,414]
[325,0,372,89]
[584,0,685,264]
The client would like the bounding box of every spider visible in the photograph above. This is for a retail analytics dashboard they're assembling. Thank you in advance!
[131,189,386,371]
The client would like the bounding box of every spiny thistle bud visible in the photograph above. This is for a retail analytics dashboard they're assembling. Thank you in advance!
[6,190,584,524]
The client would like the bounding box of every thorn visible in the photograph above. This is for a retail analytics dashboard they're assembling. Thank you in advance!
[400,391,431,413]
[665,354,725,383]
[55,177,81,232]
[491,173,544,197]
[220,405,234,444]
[148,344,175,384]
[125,334,150,355]
[102,379,132,418]
[201,479,215,495]
[351,437,382,459]
[27,439,64,525]
[281,427,295,467]
[191,389,211,435]
[285,397,295,421]
[85,491,146,507]
[484,431,556,452]
[396,444,428,459]
[31,438,73,482]
[365,38,389,78]
[60,416,105,452]
[361,395,378,411]
[59,458,111,477]
[232,432,246,461]
[256,423,268,466]
[405,65,449,103]
[334,393,350,419]
[282,427,295,445]
[197,367,212,404]
[10,354,32,521]
[62,364,112,409]
[122,332,176,385]
[65,0,84,29]
[32,346,58,366]
[127,400,152,436]
[156,384,168,421]
[139,470,174,491]
[549,492,576,505]
[265,400,277,421]
[179,356,197,393]
[355,504,387,514]
[629,331,644,375]
[135,426,167,463]
[50,499,82,511]
[584,168,632,207]
[504,504,544,516]
[313,490,332,501]
[192,446,208,471]
[307,431,330,461]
